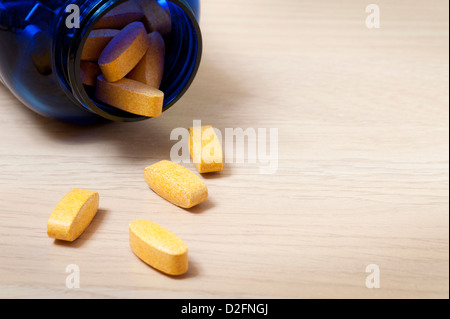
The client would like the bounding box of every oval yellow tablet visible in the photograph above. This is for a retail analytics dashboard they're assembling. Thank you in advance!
[189,125,224,173]
[144,160,208,209]
[47,189,99,242]
[81,29,120,61]
[137,0,172,35]
[129,219,188,276]
[80,61,100,87]
[98,21,150,82]
[96,75,163,117]
[94,1,145,30]
[128,32,165,89]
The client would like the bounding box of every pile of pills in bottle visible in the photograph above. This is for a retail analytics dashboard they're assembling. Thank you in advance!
[80,0,170,117]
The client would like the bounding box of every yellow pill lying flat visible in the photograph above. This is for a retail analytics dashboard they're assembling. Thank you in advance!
[144,160,208,209]
[189,125,224,173]
[129,219,188,276]
[47,189,99,242]
[96,75,164,117]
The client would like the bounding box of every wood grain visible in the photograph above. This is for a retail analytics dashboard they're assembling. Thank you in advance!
[0,0,448,298]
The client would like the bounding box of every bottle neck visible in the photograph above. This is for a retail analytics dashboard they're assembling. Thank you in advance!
[55,0,202,122]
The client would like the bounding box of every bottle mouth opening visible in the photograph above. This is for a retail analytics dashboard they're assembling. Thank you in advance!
[64,0,202,122]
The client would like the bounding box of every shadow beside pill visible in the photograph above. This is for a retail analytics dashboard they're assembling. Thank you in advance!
[161,258,200,280]
[200,170,231,180]
[183,199,215,214]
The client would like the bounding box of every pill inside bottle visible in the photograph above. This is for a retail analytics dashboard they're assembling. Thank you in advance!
[77,0,201,121]
[0,0,202,124]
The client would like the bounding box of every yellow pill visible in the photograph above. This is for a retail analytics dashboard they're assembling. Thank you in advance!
[138,0,172,35]
[96,75,163,117]
[189,125,224,173]
[47,189,99,242]
[129,219,188,276]
[81,29,120,62]
[128,32,165,89]
[94,1,145,30]
[144,160,208,209]
[98,21,150,82]
[80,61,100,87]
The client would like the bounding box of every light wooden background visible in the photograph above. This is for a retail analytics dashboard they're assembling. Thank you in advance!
[0,0,448,299]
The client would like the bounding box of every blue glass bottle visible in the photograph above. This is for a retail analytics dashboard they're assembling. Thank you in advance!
[0,0,201,124]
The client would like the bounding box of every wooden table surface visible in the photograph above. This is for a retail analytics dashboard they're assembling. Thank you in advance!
[0,0,448,299]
